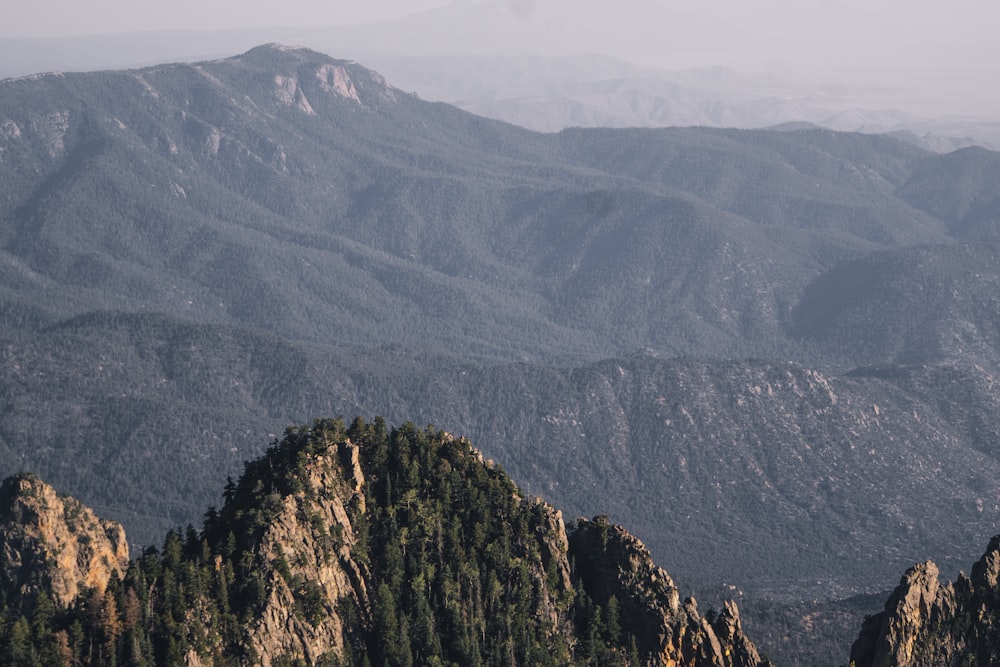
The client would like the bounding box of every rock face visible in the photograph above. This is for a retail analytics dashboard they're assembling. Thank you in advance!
[242,440,371,665]
[0,473,129,608]
[214,421,768,666]
[850,535,1000,667]
[0,420,767,666]
[570,517,765,667]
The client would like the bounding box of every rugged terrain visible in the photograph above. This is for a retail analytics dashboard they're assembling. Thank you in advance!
[0,420,767,666]
[850,535,1000,667]
[0,474,129,609]
[2,45,1000,664]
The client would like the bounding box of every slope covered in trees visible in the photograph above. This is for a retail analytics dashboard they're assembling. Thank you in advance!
[3,45,1000,664]
[1,44,995,367]
[0,420,766,667]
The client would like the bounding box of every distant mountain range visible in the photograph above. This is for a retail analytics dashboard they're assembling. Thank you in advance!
[3,2,998,149]
[368,54,1000,150]
[2,44,1000,664]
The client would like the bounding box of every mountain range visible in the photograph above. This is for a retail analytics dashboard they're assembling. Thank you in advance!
[367,54,1000,150]
[2,44,1000,664]
[3,2,998,149]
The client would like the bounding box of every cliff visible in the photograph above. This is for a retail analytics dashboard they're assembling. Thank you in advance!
[0,418,767,666]
[0,473,128,609]
[850,535,1000,667]
[570,516,764,667]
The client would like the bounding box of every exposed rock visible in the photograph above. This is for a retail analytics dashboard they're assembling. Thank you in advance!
[850,535,1000,667]
[0,473,128,608]
[570,516,767,666]
[0,421,767,666]
[245,450,370,667]
[713,601,767,667]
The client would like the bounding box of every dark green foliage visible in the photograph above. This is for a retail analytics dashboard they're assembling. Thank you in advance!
[346,419,573,666]
[2,45,1000,667]
[0,419,660,666]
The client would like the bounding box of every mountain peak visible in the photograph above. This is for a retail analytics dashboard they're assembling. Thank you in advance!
[221,43,398,111]
[237,42,334,64]
[850,536,1000,666]
[255,42,311,53]
[0,474,129,609]
[0,420,767,665]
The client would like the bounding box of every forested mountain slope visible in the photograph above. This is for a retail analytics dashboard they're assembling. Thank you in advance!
[0,421,767,666]
[3,45,1000,665]
[2,44,992,365]
[4,313,999,599]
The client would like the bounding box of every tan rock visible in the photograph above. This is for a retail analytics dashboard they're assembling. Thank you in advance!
[0,474,129,608]
[242,452,370,667]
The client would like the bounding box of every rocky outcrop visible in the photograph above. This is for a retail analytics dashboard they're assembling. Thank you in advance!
[850,535,1000,667]
[0,420,767,666]
[243,440,371,667]
[570,516,767,667]
[0,473,128,608]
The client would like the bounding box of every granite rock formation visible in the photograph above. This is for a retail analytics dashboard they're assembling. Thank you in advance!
[850,535,1000,667]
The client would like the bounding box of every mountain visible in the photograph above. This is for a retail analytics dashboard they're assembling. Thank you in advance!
[367,55,813,132]
[849,535,1000,667]
[3,44,989,365]
[370,54,1000,150]
[0,420,768,666]
[897,146,1000,239]
[5,45,1000,664]
[6,312,1000,598]
[790,239,1000,366]
[4,0,999,148]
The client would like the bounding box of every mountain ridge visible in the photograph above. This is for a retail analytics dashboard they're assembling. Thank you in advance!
[5,44,991,367]
[850,535,1000,667]
[0,420,769,666]
[4,45,1000,665]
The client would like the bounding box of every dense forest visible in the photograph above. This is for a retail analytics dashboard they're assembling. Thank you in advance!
[0,419,765,666]
[3,44,1000,664]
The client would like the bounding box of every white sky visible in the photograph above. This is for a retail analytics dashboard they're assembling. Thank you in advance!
[2,0,451,37]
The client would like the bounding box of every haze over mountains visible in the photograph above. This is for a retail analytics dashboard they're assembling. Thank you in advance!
[3,0,999,150]
[366,54,1000,151]
[3,44,1000,663]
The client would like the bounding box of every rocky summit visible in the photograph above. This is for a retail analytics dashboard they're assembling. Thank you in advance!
[850,535,1000,666]
[0,474,128,609]
[0,418,767,666]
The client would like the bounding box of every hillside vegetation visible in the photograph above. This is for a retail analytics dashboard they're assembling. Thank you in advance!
[0,420,766,667]
[2,45,1000,664]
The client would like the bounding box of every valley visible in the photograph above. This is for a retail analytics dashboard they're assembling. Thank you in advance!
[1,44,1000,664]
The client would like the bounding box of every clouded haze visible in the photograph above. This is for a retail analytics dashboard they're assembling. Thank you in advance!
[3,0,998,117]
[3,0,452,37]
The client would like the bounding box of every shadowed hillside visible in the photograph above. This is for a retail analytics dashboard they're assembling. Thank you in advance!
[3,45,1000,665]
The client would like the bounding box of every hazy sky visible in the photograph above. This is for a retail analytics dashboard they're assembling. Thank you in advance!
[3,0,451,37]
[4,0,999,115]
